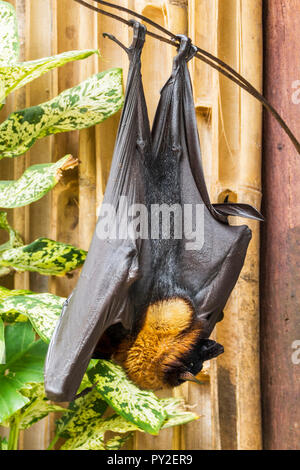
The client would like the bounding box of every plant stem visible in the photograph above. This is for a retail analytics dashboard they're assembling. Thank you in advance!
[7,416,20,450]
[47,434,59,450]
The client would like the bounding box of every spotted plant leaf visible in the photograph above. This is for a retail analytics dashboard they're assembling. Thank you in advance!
[0,286,34,323]
[56,388,108,439]
[14,383,67,430]
[0,68,124,159]
[0,293,65,341]
[0,49,99,105]
[105,434,132,450]
[60,413,137,451]
[60,399,197,450]
[0,154,78,209]
[0,1,19,66]
[0,237,87,276]
[87,360,166,435]
[0,322,47,424]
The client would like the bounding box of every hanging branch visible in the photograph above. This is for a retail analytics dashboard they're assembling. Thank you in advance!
[73,0,300,154]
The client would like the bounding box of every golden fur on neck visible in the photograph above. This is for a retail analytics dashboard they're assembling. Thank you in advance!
[113,298,202,390]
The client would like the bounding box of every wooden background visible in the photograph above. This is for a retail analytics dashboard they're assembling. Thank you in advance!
[0,0,263,450]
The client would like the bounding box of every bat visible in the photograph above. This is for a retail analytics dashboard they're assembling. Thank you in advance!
[44,22,263,401]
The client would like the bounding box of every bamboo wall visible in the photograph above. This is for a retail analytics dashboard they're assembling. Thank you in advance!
[0,0,262,450]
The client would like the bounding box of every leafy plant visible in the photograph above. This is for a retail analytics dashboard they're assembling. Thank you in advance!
[0,154,78,208]
[0,1,198,451]
[0,68,123,159]
[0,322,47,424]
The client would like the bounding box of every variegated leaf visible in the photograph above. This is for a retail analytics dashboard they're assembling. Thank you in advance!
[56,388,108,439]
[0,286,34,323]
[0,49,99,105]
[0,293,65,341]
[0,154,78,208]
[17,383,67,430]
[0,68,124,159]
[60,414,137,451]
[0,237,87,276]
[0,1,19,66]
[88,360,166,435]
[60,398,197,451]
[105,434,132,450]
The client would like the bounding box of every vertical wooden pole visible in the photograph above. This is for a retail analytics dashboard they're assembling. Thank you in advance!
[51,0,81,298]
[78,6,98,250]
[211,0,263,450]
[261,0,300,450]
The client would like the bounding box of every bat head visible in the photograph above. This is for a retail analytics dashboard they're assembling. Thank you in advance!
[114,298,224,390]
[162,338,224,387]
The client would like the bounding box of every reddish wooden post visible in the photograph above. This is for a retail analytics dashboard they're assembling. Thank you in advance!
[261,0,300,450]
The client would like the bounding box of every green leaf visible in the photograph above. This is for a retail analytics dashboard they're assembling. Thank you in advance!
[0,68,124,159]
[0,293,65,341]
[0,237,87,276]
[17,383,67,430]
[88,360,166,435]
[0,1,19,66]
[56,388,108,440]
[0,154,78,208]
[0,49,99,105]
[105,434,132,450]
[0,318,5,364]
[0,322,48,424]
[0,286,33,302]
[60,413,137,451]
[0,286,34,323]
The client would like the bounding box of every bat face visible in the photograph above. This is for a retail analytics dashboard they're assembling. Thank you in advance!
[163,338,224,387]
[113,298,224,390]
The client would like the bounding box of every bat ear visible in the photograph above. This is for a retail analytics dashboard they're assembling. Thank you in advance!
[199,339,224,362]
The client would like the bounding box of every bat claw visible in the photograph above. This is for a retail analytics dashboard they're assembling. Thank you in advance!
[103,21,146,54]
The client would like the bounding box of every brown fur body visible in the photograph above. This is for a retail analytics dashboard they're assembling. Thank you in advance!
[113,298,203,389]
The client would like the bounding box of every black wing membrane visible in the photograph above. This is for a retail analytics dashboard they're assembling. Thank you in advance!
[44,23,149,402]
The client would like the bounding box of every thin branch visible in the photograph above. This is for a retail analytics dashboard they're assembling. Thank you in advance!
[73,0,300,154]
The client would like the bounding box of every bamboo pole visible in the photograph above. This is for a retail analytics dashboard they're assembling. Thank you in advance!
[211,0,262,450]
[78,6,98,250]
[50,0,82,298]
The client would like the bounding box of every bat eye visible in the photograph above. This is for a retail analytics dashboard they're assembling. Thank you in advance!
[189,362,194,368]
